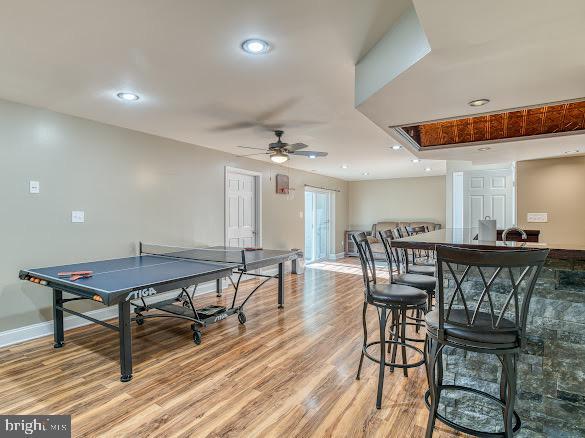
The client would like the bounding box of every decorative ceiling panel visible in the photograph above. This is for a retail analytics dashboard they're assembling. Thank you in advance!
[396,100,585,149]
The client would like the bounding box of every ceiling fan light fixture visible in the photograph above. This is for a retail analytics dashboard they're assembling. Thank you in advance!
[241,39,271,55]
[270,151,289,164]
[308,154,316,159]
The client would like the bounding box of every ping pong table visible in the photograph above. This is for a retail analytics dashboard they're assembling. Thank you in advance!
[19,243,301,382]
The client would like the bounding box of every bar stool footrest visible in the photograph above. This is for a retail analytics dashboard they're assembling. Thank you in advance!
[424,384,521,437]
[363,340,425,369]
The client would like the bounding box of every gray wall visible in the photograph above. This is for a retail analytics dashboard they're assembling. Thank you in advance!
[0,99,348,332]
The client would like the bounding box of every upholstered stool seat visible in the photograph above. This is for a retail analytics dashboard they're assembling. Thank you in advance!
[369,283,427,304]
[425,309,518,347]
[393,273,436,292]
[407,263,436,276]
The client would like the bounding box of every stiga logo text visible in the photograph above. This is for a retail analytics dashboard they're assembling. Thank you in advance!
[126,288,157,301]
[1,415,71,437]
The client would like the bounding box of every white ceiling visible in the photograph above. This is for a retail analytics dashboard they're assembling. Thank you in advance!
[0,1,582,180]
[358,0,585,164]
[0,0,439,181]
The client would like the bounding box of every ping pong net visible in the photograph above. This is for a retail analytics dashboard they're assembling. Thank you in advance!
[140,242,246,266]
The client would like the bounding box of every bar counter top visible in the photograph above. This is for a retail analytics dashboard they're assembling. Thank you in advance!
[392,228,585,263]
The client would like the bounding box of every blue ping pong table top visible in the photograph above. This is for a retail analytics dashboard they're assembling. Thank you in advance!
[24,255,234,295]
[21,247,300,305]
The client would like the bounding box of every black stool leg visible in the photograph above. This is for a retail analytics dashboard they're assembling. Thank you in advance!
[400,306,408,377]
[356,301,368,380]
[389,308,399,372]
[376,307,387,409]
[387,309,396,354]
[502,353,517,437]
[425,338,442,438]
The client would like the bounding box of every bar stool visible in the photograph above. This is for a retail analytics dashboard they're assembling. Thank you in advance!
[424,245,549,437]
[405,225,435,266]
[352,232,427,409]
[379,230,436,312]
[387,229,435,276]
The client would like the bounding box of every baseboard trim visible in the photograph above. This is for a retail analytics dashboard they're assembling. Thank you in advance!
[329,252,345,260]
[0,280,224,349]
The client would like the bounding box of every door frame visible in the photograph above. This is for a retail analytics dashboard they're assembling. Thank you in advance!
[304,186,336,263]
[224,166,262,247]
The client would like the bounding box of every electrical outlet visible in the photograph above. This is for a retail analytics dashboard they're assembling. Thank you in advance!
[527,213,548,223]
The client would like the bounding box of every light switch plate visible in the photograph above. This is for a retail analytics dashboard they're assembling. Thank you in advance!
[71,211,85,223]
[527,212,548,223]
[29,181,40,194]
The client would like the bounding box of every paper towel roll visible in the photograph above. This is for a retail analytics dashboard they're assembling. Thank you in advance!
[478,216,496,241]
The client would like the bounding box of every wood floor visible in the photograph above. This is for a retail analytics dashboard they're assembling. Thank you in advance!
[0,259,464,438]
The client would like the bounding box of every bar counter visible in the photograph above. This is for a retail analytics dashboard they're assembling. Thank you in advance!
[393,228,585,436]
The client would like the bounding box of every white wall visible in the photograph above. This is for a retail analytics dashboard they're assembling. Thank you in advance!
[348,176,446,230]
[0,99,348,332]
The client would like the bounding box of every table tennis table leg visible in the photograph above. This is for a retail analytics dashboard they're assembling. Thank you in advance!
[278,262,284,308]
[216,278,222,297]
[118,301,133,382]
[53,289,64,348]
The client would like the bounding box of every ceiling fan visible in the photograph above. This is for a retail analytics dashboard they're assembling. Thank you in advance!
[238,130,328,164]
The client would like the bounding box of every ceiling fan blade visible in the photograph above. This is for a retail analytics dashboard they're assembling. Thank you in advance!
[291,150,328,157]
[237,145,268,151]
[285,142,309,151]
[211,121,257,132]
[238,152,270,157]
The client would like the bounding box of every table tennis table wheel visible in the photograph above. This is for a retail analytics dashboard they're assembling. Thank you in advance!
[192,329,202,345]
[238,312,247,325]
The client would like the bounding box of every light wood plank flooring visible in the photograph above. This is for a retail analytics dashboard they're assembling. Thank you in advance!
[0,259,463,437]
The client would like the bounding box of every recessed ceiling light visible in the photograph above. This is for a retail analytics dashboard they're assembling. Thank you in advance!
[241,39,271,55]
[478,147,491,151]
[391,145,402,150]
[425,167,431,172]
[363,172,369,176]
[341,164,348,169]
[308,154,316,159]
[411,159,420,163]
[468,98,490,107]
[116,92,140,101]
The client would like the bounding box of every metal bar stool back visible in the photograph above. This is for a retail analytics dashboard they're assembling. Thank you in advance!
[352,232,427,409]
[425,245,549,437]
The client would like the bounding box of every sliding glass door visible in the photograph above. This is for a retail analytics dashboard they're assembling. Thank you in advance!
[305,189,331,263]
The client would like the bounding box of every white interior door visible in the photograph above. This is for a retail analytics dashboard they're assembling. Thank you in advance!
[226,170,257,248]
[463,169,515,229]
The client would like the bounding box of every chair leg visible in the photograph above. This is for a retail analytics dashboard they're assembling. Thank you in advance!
[356,301,368,380]
[390,308,399,373]
[415,308,421,333]
[400,307,408,377]
[387,308,395,354]
[425,338,442,438]
[376,307,387,409]
[502,353,517,437]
